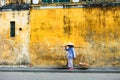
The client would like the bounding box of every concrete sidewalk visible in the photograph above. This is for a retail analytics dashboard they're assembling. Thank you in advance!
[0,66,120,73]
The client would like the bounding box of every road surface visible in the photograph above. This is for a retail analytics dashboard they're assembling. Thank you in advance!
[0,72,120,80]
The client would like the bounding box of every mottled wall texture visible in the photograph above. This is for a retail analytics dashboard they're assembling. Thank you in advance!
[0,11,30,65]
[30,6,120,67]
[0,6,120,67]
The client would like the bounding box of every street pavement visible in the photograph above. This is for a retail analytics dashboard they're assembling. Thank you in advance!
[0,66,120,80]
[0,72,120,80]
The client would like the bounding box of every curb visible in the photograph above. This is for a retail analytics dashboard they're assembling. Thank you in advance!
[0,67,120,73]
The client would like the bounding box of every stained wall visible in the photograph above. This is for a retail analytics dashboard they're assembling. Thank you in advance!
[0,10,30,65]
[30,6,120,67]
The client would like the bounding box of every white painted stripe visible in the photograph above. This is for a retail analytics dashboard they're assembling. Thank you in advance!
[40,6,63,9]
[33,5,84,9]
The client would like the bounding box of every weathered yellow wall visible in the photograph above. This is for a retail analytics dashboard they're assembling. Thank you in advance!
[0,10,30,65]
[0,6,119,67]
[30,6,120,67]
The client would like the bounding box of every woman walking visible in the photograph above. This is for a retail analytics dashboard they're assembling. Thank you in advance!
[65,43,76,70]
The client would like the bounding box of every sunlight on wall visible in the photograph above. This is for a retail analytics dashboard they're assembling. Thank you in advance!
[0,11,30,65]
[30,6,120,67]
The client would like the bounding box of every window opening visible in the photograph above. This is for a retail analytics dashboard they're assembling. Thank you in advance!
[10,21,15,37]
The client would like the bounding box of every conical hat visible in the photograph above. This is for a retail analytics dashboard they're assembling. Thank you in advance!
[67,42,74,45]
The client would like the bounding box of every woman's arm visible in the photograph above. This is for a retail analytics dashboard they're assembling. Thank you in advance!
[65,46,69,51]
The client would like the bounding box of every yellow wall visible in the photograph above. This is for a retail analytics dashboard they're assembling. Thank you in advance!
[0,6,119,67]
[0,11,30,65]
[30,6,120,67]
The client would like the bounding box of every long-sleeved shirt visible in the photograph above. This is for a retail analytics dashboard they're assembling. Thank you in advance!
[65,47,76,59]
